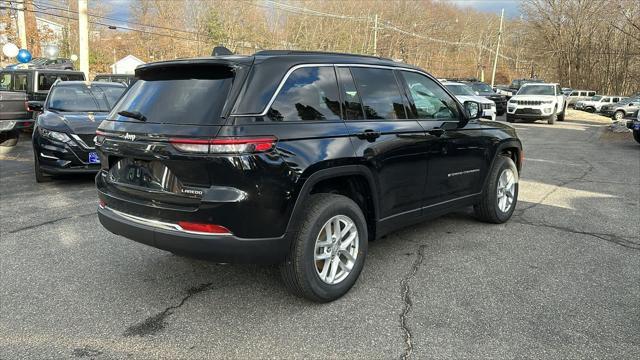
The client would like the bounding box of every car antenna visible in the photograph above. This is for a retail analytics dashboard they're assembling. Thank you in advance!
[212,46,233,56]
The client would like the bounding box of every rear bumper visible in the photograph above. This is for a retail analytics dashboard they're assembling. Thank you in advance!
[98,206,290,264]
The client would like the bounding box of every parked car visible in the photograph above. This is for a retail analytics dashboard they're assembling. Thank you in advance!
[566,89,597,108]
[575,95,625,112]
[495,78,545,98]
[458,79,508,116]
[6,57,74,70]
[30,81,127,182]
[95,50,523,302]
[506,83,566,124]
[442,81,497,120]
[626,110,640,144]
[0,69,85,147]
[562,87,573,96]
[93,73,136,87]
[600,95,640,120]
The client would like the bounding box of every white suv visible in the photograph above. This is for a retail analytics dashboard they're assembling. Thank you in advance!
[506,83,566,124]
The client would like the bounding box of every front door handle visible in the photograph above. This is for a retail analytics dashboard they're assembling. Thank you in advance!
[356,129,381,141]
[428,128,445,137]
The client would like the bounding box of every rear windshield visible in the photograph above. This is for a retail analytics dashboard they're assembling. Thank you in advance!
[110,66,233,125]
[48,84,126,112]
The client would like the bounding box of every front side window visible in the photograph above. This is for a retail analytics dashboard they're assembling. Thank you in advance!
[402,72,457,120]
[591,95,603,101]
[350,67,406,120]
[570,91,578,96]
[0,73,12,91]
[268,66,341,122]
[600,97,610,102]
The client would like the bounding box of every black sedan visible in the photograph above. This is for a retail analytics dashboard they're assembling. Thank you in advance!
[30,81,126,182]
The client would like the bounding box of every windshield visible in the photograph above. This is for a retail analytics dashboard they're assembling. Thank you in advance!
[445,84,476,96]
[591,96,602,101]
[471,83,494,93]
[110,65,234,125]
[47,84,126,112]
[517,85,555,96]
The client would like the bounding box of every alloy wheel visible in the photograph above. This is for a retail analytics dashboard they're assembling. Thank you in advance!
[314,215,359,285]
[496,168,516,213]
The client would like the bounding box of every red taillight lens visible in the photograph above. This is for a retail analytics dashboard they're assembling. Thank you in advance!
[169,137,276,154]
[177,221,231,234]
[98,199,106,208]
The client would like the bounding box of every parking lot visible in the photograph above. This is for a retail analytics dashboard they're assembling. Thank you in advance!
[0,112,638,359]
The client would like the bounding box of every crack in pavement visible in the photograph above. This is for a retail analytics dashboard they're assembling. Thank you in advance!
[6,212,96,234]
[123,282,214,337]
[513,217,640,250]
[399,245,426,360]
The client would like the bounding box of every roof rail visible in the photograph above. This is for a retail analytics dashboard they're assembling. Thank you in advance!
[253,49,389,60]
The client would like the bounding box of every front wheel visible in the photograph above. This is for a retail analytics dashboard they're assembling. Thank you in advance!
[34,153,50,183]
[280,194,368,302]
[548,110,557,124]
[557,109,565,122]
[474,156,518,223]
[633,130,640,144]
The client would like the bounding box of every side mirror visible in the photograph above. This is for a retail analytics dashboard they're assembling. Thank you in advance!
[27,101,44,112]
[464,100,482,120]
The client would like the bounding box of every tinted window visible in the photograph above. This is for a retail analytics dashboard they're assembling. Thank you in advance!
[402,72,457,120]
[48,84,126,112]
[336,67,364,120]
[14,73,27,91]
[350,67,406,120]
[110,66,233,125]
[588,91,596,96]
[518,85,555,95]
[0,73,12,91]
[570,91,579,96]
[38,73,85,91]
[269,66,340,122]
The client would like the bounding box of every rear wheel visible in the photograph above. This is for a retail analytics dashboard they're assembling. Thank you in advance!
[280,194,367,302]
[585,106,595,113]
[613,111,625,121]
[474,156,518,223]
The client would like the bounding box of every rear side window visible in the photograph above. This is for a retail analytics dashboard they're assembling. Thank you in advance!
[268,66,341,122]
[350,67,407,120]
[14,73,27,91]
[336,67,364,120]
[38,73,85,91]
[111,66,233,125]
[588,91,596,96]
[0,73,12,91]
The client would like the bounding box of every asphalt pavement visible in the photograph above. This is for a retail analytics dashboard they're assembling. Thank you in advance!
[1,112,639,359]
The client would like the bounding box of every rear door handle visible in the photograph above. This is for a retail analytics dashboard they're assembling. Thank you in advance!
[428,128,445,137]
[356,129,381,141]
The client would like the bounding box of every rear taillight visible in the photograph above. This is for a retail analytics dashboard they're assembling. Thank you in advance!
[177,221,231,235]
[169,137,276,154]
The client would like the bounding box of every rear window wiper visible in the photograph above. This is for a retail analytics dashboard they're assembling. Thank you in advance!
[118,110,147,122]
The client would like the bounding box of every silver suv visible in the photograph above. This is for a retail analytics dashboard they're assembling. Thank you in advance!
[600,96,640,120]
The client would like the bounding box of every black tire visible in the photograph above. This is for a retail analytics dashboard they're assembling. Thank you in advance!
[558,109,565,122]
[506,115,516,123]
[34,153,51,183]
[585,107,595,113]
[280,193,368,302]
[497,110,505,116]
[548,109,557,124]
[474,156,519,224]
[633,130,640,144]
[613,111,625,121]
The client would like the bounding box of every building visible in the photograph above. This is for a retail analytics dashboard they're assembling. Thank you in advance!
[110,55,145,74]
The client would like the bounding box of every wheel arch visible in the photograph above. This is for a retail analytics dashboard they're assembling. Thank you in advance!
[285,165,379,240]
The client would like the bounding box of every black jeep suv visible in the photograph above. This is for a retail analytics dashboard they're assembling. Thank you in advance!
[96,51,523,302]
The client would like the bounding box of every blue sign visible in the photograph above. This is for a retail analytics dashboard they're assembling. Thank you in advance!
[88,152,100,164]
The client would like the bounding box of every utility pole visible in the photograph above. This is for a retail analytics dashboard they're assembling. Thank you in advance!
[490,8,504,88]
[78,0,89,77]
[16,0,27,49]
[373,14,378,56]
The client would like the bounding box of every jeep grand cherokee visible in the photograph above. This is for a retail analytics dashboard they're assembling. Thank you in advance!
[95,50,523,302]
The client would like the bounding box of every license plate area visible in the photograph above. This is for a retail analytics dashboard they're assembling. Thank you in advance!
[107,158,198,198]
[88,152,100,164]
